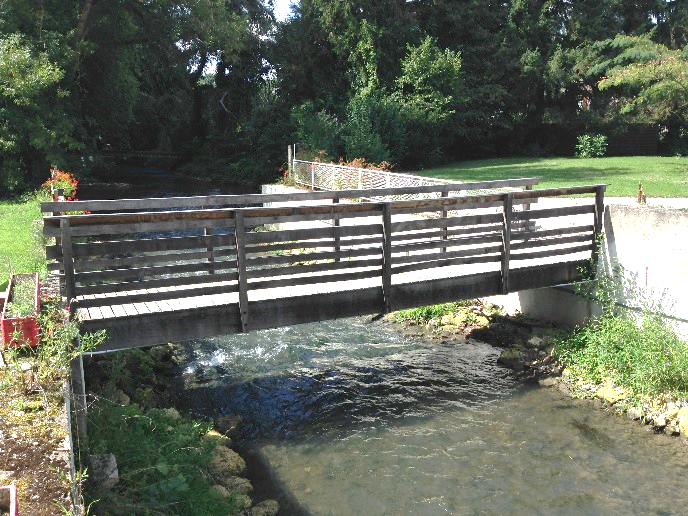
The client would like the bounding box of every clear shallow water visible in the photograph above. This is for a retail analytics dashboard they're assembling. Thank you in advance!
[179,318,688,515]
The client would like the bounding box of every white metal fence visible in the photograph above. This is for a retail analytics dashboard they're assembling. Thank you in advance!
[292,159,517,201]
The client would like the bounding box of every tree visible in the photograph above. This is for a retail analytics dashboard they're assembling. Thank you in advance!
[597,35,688,124]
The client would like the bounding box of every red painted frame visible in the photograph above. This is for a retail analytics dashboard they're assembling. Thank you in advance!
[1,273,40,349]
[0,484,19,516]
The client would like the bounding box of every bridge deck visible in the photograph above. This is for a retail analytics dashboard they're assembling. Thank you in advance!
[42,180,605,352]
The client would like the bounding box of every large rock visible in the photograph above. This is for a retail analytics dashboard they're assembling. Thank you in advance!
[219,475,253,496]
[208,445,246,477]
[89,454,119,492]
[596,386,625,405]
[215,415,242,436]
[497,347,525,370]
[677,407,688,438]
[251,499,280,516]
[209,484,230,499]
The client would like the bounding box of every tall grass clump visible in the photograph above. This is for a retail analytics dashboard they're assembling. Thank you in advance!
[87,403,243,515]
[554,257,688,399]
[393,301,474,324]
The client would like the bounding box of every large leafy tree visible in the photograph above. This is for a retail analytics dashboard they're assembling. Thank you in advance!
[597,35,688,124]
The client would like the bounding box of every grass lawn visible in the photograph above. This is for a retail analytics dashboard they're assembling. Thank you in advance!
[0,194,47,286]
[417,156,688,198]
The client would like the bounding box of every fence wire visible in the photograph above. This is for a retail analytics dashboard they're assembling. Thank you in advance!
[292,160,514,202]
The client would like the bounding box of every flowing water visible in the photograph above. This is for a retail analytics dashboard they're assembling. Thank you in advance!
[177,318,688,516]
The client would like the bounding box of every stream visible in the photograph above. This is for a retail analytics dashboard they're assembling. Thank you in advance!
[177,318,688,516]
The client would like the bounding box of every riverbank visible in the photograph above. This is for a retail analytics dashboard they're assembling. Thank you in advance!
[82,347,280,515]
[381,299,688,442]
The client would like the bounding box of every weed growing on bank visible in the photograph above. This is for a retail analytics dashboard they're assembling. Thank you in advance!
[393,301,476,324]
[393,300,501,325]
[87,402,243,515]
[554,258,688,400]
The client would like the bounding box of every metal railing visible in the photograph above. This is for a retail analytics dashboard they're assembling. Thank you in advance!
[292,159,529,201]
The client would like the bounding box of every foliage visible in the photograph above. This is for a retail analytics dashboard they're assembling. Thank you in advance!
[576,133,608,158]
[555,255,688,399]
[291,101,343,159]
[393,301,475,324]
[597,35,688,124]
[4,275,36,318]
[88,403,241,515]
[1,295,106,392]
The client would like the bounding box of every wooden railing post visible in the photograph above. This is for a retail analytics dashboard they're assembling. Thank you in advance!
[60,217,76,309]
[592,184,606,268]
[440,190,449,253]
[234,211,249,332]
[205,227,215,275]
[501,192,514,294]
[333,196,341,262]
[382,203,393,312]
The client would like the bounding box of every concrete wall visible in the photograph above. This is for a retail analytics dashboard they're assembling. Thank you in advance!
[513,204,688,335]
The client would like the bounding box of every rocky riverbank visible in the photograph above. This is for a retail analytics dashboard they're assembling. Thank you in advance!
[380,300,688,444]
[83,347,280,515]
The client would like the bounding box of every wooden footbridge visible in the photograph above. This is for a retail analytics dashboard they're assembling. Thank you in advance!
[42,178,605,353]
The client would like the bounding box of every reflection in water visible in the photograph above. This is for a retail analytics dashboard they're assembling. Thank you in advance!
[176,318,688,515]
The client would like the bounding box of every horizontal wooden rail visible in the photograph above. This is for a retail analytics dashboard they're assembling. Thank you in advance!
[41,177,540,214]
[44,182,606,351]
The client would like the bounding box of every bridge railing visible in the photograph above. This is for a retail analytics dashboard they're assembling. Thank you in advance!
[43,184,605,338]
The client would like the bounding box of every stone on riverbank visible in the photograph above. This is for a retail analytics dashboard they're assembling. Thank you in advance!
[251,499,280,516]
[219,475,253,496]
[677,407,688,438]
[209,445,247,477]
[596,385,626,405]
[209,484,230,498]
[203,429,232,448]
[538,377,558,388]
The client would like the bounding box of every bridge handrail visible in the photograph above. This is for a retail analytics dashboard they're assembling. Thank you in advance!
[42,184,600,231]
[40,177,540,215]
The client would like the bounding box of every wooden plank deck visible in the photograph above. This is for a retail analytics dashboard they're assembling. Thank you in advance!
[42,180,605,352]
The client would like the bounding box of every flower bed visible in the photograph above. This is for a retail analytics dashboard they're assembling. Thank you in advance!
[1,273,40,348]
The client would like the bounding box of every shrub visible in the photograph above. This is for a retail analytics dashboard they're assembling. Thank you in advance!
[576,133,608,158]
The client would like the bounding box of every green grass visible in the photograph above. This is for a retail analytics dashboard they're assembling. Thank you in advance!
[417,156,688,198]
[0,193,47,285]
[554,313,688,399]
[88,402,243,515]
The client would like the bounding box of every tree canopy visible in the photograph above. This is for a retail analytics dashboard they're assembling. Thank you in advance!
[1,0,687,194]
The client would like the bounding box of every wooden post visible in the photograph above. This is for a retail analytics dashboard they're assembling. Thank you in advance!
[60,218,76,309]
[287,144,293,178]
[523,183,533,230]
[234,211,249,332]
[382,203,393,313]
[592,185,606,268]
[205,227,214,275]
[70,353,89,458]
[501,192,514,294]
[333,196,341,262]
[440,190,449,253]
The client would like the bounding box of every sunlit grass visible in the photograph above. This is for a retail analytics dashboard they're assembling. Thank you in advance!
[0,193,47,285]
[418,156,688,197]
